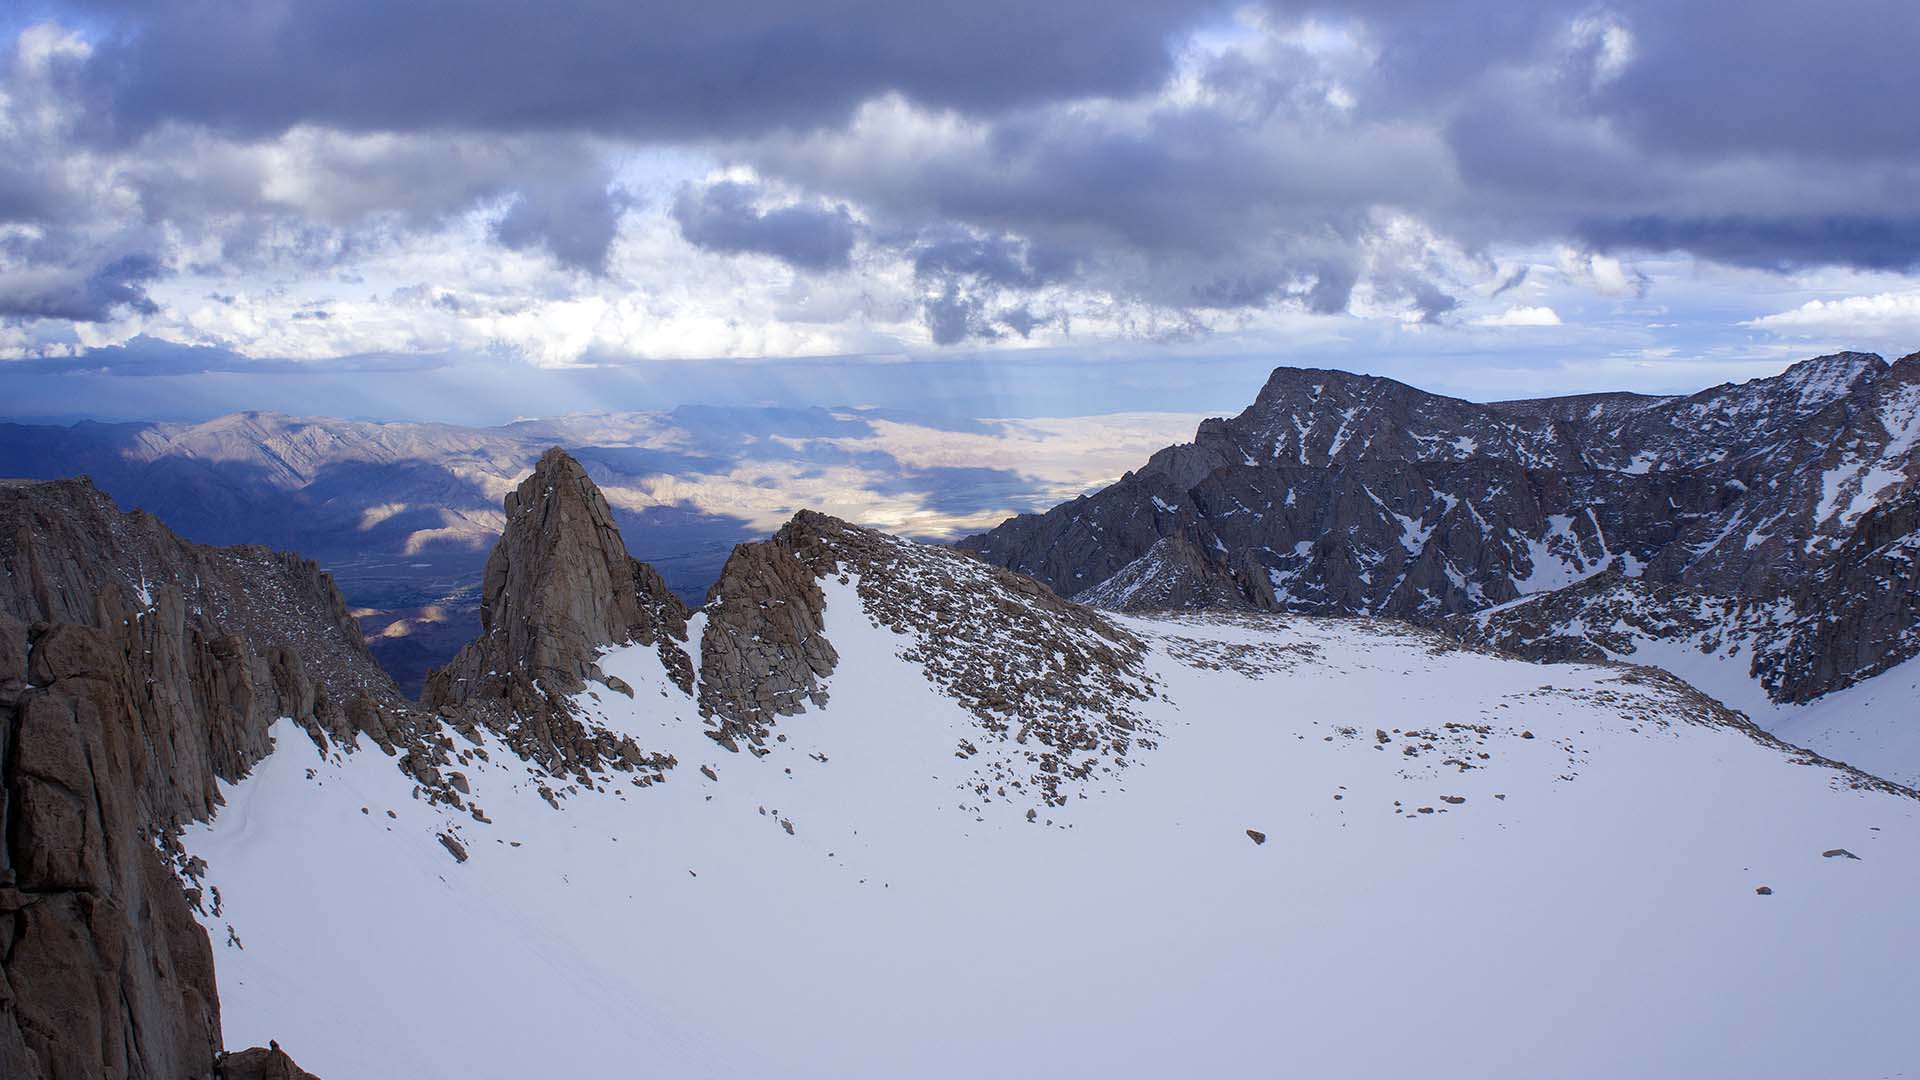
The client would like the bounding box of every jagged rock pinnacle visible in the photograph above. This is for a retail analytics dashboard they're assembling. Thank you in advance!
[423,448,691,773]
[481,447,681,693]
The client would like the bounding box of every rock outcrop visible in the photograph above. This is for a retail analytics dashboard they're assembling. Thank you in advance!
[1775,484,1920,700]
[218,1043,322,1080]
[699,511,1157,810]
[423,448,691,777]
[0,478,363,1079]
[1075,533,1259,612]
[696,514,841,744]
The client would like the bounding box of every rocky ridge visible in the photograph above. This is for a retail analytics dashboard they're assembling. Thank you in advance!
[0,478,369,1078]
[696,511,1157,811]
[962,351,1920,705]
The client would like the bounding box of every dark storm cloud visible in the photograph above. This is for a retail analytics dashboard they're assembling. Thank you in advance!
[493,181,631,275]
[0,250,164,323]
[922,284,990,347]
[8,0,1920,353]
[746,76,1430,334]
[911,233,1077,291]
[69,0,1212,141]
[672,180,857,270]
[758,0,1920,305]
[1590,0,1920,162]
[1579,216,1920,274]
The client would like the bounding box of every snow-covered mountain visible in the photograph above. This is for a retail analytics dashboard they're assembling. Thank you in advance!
[11,448,1919,1079]
[155,452,1920,1077]
[962,352,1920,779]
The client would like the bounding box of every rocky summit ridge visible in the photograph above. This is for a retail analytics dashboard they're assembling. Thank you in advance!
[962,350,1920,705]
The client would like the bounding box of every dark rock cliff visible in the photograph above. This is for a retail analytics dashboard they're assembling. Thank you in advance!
[0,478,361,1078]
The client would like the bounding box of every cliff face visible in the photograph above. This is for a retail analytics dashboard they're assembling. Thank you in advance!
[472,446,685,694]
[0,477,370,1078]
[1777,486,1920,701]
[423,449,692,777]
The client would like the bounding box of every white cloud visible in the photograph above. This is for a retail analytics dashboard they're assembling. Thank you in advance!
[1556,248,1646,297]
[1568,15,1635,88]
[1474,305,1563,327]
[1747,291,1920,336]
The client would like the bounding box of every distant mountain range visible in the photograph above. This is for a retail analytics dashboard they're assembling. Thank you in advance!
[6,351,1914,779]
[963,351,1920,778]
[0,406,1191,693]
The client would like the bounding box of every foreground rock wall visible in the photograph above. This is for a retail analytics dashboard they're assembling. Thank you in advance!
[1,478,365,1078]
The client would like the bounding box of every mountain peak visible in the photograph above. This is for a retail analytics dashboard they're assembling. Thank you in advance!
[1770,350,1884,410]
[424,447,692,765]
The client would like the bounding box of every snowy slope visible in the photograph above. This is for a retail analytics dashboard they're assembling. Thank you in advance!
[1606,634,1920,788]
[1461,579,1920,786]
[186,578,1920,1079]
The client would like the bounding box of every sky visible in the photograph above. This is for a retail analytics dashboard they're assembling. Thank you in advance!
[3,1,1919,424]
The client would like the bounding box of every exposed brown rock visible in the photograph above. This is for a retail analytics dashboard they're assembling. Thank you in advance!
[423,448,689,779]
[1,477,399,1079]
[698,511,1157,811]
[219,1043,322,1080]
[696,514,840,741]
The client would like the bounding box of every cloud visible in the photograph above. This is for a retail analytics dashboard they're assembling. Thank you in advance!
[0,250,164,323]
[1474,305,1562,327]
[1746,291,1920,337]
[672,179,857,270]
[71,1,1209,141]
[5,2,1920,373]
[1555,248,1648,298]
[493,177,629,275]
[1580,216,1920,273]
